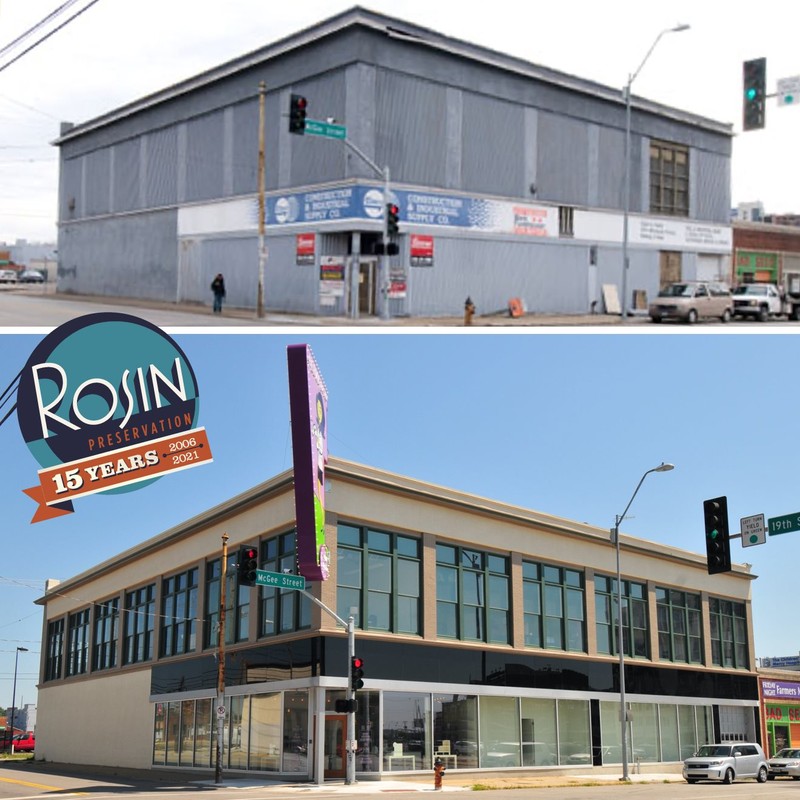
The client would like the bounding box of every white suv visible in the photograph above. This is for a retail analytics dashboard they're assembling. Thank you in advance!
[683,742,769,784]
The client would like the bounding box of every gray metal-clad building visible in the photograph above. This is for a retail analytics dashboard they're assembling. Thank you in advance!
[55,7,733,318]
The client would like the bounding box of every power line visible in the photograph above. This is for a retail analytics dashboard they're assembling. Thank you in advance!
[0,0,103,75]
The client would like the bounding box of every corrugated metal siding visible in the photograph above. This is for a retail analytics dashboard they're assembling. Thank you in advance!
[536,111,589,206]
[462,93,525,197]
[84,148,111,216]
[146,127,178,208]
[377,71,448,189]
[232,99,259,196]
[405,236,590,316]
[186,111,224,202]
[112,139,141,213]
[596,125,625,211]
[59,211,178,299]
[694,149,730,223]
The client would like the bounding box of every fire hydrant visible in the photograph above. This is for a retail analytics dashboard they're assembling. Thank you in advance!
[464,296,476,326]
[434,757,446,790]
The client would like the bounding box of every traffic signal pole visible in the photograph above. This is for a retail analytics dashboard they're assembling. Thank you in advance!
[298,588,357,785]
[339,137,391,320]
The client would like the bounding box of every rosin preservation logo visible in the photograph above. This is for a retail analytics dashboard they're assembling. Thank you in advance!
[16,313,213,522]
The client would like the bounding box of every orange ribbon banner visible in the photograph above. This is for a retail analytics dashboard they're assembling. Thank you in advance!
[25,427,212,521]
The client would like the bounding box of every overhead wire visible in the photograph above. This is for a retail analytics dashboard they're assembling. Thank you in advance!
[0,0,103,75]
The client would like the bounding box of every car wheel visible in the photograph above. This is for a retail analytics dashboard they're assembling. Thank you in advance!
[721,308,731,323]
[793,306,800,321]
[757,766,768,783]
[650,316,662,324]
[723,768,734,784]
[758,305,769,322]
[687,309,698,324]
[686,778,697,784]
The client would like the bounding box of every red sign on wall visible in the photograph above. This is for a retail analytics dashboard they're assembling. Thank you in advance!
[296,233,316,265]
[410,234,434,267]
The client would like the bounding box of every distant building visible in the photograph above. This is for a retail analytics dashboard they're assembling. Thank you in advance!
[54,7,733,318]
[732,221,800,286]
[733,202,765,223]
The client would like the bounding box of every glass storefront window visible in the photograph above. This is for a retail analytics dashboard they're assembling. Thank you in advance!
[249,693,281,771]
[659,705,680,762]
[557,699,590,765]
[630,702,659,762]
[480,696,520,768]
[228,695,248,769]
[383,692,431,772]
[434,694,478,769]
[283,691,309,773]
[520,698,557,766]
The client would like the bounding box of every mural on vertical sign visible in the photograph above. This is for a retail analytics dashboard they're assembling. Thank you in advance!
[287,344,330,581]
[15,313,212,522]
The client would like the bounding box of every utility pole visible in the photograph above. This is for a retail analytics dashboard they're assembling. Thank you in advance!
[215,533,229,784]
[257,82,267,318]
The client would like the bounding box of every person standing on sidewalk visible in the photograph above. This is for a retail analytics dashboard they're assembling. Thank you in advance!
[211,273,226,314]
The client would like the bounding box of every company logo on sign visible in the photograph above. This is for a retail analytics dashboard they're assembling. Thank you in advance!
[17,313,212,522]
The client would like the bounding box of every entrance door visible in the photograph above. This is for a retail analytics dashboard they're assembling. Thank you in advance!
[659,251,682,291]
[772,724,790,756]
[359,260,376,316]
[324,714,347,780]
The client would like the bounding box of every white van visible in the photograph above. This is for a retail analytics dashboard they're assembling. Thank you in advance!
[0,269,17,283]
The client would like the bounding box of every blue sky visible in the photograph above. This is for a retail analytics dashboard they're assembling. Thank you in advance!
[2,329,800,708]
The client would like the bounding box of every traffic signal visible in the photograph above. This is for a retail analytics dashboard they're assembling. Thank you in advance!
[237,545,259,586]
[386,203,400,236]
[743,58,766,131]
[704,496,731,574]
[289,94,307,135]
[350,656,364,691]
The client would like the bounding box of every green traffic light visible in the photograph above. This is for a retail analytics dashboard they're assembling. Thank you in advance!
[746,88,757,101]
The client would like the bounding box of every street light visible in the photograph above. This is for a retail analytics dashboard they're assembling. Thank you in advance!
[620,24,690,323]
[9,646,28,755]
[612,462,674,780]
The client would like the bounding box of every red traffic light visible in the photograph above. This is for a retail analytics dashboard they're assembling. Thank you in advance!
[352,657,363,669]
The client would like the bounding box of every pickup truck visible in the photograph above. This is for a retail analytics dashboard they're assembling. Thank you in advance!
[732,283,800,322]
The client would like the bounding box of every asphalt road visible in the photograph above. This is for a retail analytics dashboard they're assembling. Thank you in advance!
[2,283,799,329]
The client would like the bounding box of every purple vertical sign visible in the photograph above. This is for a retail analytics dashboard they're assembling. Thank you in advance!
[287,344,330,581]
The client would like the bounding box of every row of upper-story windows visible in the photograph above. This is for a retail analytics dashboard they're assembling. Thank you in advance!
[43,522,751,682]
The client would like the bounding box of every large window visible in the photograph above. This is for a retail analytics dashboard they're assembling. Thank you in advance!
[436,545,509,643]
[93,597,119,671]
[709,597,749,669]
[525,562,585,652]
[336,524,421,634]
[124,583,155,664]
[259,532,311,637]
[650,140,689,216]
[161,568,198,657]
[45,618,64,682]
[66,608,90,677]
[205,555,247,647]
[595,575,648,658]
[656,587,702,663]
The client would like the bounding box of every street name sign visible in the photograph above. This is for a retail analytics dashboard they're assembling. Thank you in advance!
[255,570,307,590]
[305,119,347,140]
[768,512,800,536]
[777,76,800,107]
[740,513,766,547]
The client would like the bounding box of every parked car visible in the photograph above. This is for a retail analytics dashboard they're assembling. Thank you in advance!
[649,281,733,324]
[10,732,35,752]
[0,268,17,283]
[18,269,45,283]
[768,747,800,779]
[683,742,768,784]
[732,283,783,321]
